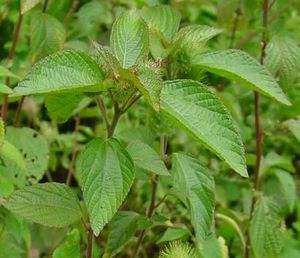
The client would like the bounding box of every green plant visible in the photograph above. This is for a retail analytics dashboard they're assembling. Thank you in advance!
[0,1,299,258]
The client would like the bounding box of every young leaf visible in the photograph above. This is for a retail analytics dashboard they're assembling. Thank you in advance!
[161,80,247,177]
[120,65,162,111]
[157,227,190,244]
[2,127,49,187]
[140,5,181,43]
[283,117,300,141]
[12,50,105,97]
[250,196,284,258]
[0,66,19,79]
[106,211,141,256]
[200,236,229,258]
[30,12,66,62]
[3,183,81,228]
[172,153,215,243]
[52,229,81,258]
[21,0,40,15]
[110,10,149,68]
[192,49,291,105]
[45,93,83,123]
[0,83,13,94]
[126,140,169,176]
[78,138,135,236]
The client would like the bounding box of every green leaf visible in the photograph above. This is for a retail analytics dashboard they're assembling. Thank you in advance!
[106,211,141,256]
[3,183,81,227]
[111,10,149,68]
[265,36,300,86]
[283,117,300,141]
[21,0,40,15]
[200,236,229,258]
[45,93,83,123]
[12,50,105,97]
[30,11,66,62]
[126,140,169,176]
[157,227,190,244]
[140,5,181,43]
[250,196,284,258]
[0,140,26,171]
[172,153,215,243]
[274,170,296,213]
[78,138,135,236]
[0,166,15,197]
[0,83,13,94]
[52,229,81,258]
[173,25,222,55]
[192,49,291,105]
[0,66,19,79]
[119,65,162,111]
[161,80,247,177]
[2,127,49,187]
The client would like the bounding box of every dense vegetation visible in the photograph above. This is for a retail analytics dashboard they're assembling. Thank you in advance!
[0,0,299,257]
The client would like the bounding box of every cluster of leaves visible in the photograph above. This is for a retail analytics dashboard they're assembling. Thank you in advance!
[0,0,299,258]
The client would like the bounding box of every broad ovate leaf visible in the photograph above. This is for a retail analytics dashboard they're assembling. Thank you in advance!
[126,140,169,176]
[12,50,105,97]
[78,138,135,236]
[30,12,66,62]
[106,211,141,256]
[110,10,149,68]
[250,196,284,258]
[172,153,215,243]
[140,5,181,43]
[3,183,81,227]
[2,127,49,187]
[161,80,247,177]
[192,49,291,105]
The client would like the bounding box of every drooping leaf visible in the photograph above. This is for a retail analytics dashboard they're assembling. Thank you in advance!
[2,127,49,187]
[45,93,83,123]
[192,49,291,105]
[3,183,82,228]
[126,140,169,176]
[200,236,229,258]
[78,138,135,236]
[172,153,215,243]
[30,11,66,62]
[0,83,13,94]
[110,10,149,68]
[157,227,190,244]
[161,80,247,177]
[52,229,81,258]
[0,66,19,79]
[265,36,300,86]
[250,196,284,258]
[140,5,181,43]
[106,211,141,256]
[12,50,105,96]
[21,0,40,15]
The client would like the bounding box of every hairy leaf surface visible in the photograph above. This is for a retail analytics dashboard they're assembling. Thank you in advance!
[12,50,105,96]
[161,80,247,177]
[4,183,81,227]
[172,153,215,242]
[111,10,149,68]
[192,49,291,105]
[78,138,135,236]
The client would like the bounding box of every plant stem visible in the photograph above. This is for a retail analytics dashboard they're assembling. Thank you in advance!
[1,8,23,121]
[66,115,80,186]
[107,102,121,138]
[96,96,111,133]
[244,1,270,257]
[229,3,241,48]
[13,96,25,127]
[87,227,93,258]
[43,0,50,13]
[132,135,167,258]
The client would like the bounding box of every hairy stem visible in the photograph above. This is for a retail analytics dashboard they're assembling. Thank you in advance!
[96,96,111,133]
[244,1,270,257]
[132,135,167,258]
[1,8,23,121]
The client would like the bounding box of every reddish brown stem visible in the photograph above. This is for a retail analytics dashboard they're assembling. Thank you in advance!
[244,1,270,257]
[86,227,93,258]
